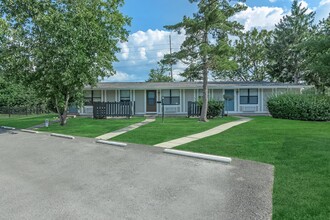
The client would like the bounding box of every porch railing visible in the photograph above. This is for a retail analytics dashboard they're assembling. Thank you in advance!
[187,101,201,118]
[187,101,224,118]
[93,101,135,119]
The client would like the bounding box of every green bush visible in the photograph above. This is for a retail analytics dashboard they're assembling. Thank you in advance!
[267,94,330,121]
[198,99,224,119]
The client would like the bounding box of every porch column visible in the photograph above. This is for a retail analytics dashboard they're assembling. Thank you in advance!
[101,90,104,102]
[182,89,185,113]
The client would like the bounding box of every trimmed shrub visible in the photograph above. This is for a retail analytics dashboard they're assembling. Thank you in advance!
[267,94,330,121]
[198,99,225,119]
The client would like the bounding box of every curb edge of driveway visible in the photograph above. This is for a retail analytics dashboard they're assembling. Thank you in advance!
[50,133,75,139]
[1,126,16,130]
[163,149,232,164]
[21,129,39,134]
[95,139,127,147]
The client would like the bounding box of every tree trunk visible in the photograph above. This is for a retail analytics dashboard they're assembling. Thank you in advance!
[55,93,70,126]
[200,65,208,122]
[60,112,67,126]
[294,74,299,84]
[200,30,209,122]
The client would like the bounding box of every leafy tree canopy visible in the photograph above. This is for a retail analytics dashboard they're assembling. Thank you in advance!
[146,61,174,82]
[217,28,271,82]
[0,0,131,125]
[303,14,330,94]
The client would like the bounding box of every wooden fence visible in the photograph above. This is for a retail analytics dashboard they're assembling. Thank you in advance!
[93,101,135,119]
[0,105,48,117]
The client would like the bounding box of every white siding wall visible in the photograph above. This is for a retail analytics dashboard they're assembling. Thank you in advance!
[213,89,223,101]
[263,89,273,112]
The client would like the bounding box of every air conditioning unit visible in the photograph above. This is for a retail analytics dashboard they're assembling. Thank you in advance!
[240,106,258,112]
[164,106,180,113]
[84,106,93,114]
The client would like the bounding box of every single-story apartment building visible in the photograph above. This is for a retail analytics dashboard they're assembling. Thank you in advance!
[80,81,306,116]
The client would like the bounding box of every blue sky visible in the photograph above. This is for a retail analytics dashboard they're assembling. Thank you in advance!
[107,0,330,82]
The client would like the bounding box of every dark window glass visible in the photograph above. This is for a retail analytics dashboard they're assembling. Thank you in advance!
[240,96,249,104]
[163,97,171,105]
[84,91,101,105]
[240,89,258,104]
[249,96,258,104]
[163,90,180,105]
[120,90,130,102]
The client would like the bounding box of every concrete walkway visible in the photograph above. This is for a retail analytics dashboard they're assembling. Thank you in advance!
[96,118,155,140]
[155,117,252,148]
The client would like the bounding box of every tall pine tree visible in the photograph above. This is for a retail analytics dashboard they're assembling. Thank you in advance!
[164,0,246,122]
[304,15,330,94]
[267,0,315,83]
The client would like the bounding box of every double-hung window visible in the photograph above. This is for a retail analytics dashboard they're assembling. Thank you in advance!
[240,89,258,104]
[84,90,101,105]
[162,89,180,105]
[120,90,130,102]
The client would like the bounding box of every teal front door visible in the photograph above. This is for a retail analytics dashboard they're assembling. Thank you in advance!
[224,90,235,111]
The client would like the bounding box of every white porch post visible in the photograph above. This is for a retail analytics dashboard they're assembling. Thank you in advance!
[144,90,146,113]
[160,90,162,114]
[182,89,185,113]
[235,89,238,112]
[101,90,104,102]
[260,88,263,112]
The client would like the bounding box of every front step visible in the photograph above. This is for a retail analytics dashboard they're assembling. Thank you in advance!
[144,114,158,119]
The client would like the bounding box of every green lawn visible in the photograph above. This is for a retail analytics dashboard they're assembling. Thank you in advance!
[38,117,145,138]
[176,117,330,220]
[0,114,57,129]
[112,116,236,145]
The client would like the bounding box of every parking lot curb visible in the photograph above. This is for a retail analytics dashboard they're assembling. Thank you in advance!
[50,133,75,139]
[1,126,16,130]
[95,139,127,147]
[163,149,232,163]
[21,129,39,134]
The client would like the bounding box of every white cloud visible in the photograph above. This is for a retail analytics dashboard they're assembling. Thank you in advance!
[232,6,287,31]
[119,43,129,60]
[320,0,330,5]
[138,47,147,60]
[156,51,163,58]
[231,1,326,32]
[316,0,330,21]
[298,0,308,9]
[112,29,186,82]
[108,1,329,82]
[103,71,138,82]
[298,1,314,14]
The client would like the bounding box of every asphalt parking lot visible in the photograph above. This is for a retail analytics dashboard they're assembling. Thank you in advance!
[0,129,274,220]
